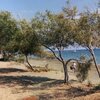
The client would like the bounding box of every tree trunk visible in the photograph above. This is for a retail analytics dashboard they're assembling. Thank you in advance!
[88,47,100,78]
[63,63,69,84]
[25,55,33,71]
[42,45,69,84]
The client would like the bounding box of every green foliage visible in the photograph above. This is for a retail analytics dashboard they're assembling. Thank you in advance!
[11,19,40,56]
[76,58,92,82]
[63,1,77,19]
[32,11,76,48]
[74,11,99,47]
[0,5,99,83]
[44,51,55,59]
[93,84,100,90]
[36,50,55,59]
[0,11,18,50]
[74,11,100,78]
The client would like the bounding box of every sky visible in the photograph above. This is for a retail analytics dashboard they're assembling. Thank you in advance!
[0,0,99,20]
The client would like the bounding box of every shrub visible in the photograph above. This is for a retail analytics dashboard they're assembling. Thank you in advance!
[93,84,100,90]
[76,57,92,82]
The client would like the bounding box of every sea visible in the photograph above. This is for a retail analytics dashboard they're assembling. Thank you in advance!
[54,48,100,64]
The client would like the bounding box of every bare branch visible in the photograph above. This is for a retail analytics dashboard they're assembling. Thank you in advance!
[87,45,100,78]
[42,44,63,62]
[57,47,64,62]
[66,58,79,65]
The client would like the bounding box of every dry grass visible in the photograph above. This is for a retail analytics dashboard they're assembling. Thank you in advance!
[0,59,99,100]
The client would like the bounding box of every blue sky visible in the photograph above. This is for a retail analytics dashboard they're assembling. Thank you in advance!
[0,0,99,19]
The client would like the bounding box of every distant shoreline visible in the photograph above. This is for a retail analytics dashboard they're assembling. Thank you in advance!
[45,48,100,51]
[45,49,100,64]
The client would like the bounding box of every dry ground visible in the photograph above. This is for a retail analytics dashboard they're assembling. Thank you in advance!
[0,59,99,100]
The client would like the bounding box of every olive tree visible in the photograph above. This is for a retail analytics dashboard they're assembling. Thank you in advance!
[0,11,18,60]
[31,11,77,83]
[13,19,40,71]
[74,11,100,77]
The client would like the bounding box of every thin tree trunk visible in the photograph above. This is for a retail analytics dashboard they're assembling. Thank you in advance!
[66,65,69,84]
[43,45,69,84]
[88,47,100,78]
[25,55,33,71]
[63,63,69,84]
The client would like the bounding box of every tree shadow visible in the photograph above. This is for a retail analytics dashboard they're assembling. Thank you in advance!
[37,80,100,100]
[41,80,64,88]
[57,86,100,98]
[27,79,78,91]
[20,79,64,92]
[0,75,54,87]
[0,68,27,73]
[38,93,54,100]
[65,86,99,98]
[66,87,88,97]
[37,86,100,100]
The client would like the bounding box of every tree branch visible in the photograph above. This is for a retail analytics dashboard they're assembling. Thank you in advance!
[87,45,100,78]
[42,44,62,62]
[57,47,64,62]
[65,58,79,65]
